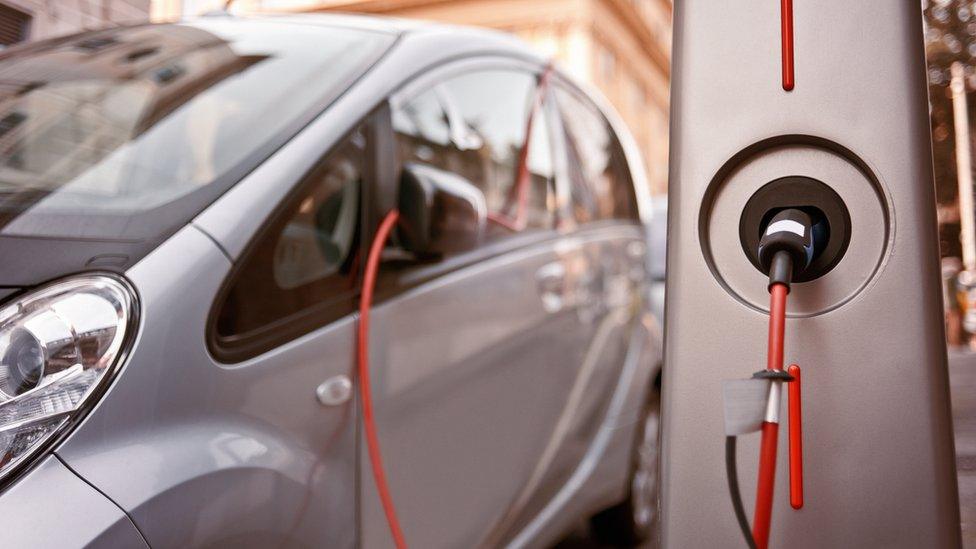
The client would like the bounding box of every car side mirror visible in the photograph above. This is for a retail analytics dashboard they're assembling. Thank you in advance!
[398,162,487,256]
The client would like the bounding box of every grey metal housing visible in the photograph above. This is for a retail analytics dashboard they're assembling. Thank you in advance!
[663,2,959,547]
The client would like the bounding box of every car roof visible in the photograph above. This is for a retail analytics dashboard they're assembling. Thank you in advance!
[231,11,442,34]
[0,10,542,75]
[195,11,536,57]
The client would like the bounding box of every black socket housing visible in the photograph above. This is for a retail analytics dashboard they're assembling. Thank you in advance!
[739,176,851,283]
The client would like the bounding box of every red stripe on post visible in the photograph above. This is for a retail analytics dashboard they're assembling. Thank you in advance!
[788,364,803,509]
[781,0,795,91]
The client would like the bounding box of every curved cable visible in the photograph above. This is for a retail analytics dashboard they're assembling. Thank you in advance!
[358,209,407,549]
[726,436,757,549]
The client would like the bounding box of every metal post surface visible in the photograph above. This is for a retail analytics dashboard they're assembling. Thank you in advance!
[663,2,961,547]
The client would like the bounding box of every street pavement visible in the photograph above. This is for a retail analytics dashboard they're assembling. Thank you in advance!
[556,350,976,547]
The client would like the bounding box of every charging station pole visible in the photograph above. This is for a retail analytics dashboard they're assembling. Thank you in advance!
[662,2,961,547]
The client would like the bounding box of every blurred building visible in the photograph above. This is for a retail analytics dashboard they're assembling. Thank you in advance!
[152,0,234,20]
[0,1,149,44]
[154,0,673,195]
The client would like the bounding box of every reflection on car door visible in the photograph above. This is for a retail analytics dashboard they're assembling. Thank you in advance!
[485,81,652,541]
[360,63,599,548]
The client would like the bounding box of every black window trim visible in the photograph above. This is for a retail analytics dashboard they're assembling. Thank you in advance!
[207,109,386,364]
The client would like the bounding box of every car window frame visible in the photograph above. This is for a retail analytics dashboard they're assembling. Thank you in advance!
[207,107,388,363]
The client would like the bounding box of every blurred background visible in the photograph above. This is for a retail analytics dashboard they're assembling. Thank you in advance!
[925,0,976,350]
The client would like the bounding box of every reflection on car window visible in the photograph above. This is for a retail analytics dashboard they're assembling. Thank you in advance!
[391,88,450,152]
[274,152,360,290]
[215,127,364,343]
[0,19,393,239]
[394,68,555,248]
[554,85,639,223]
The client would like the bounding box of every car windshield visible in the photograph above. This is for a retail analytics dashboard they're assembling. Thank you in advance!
[0,18,394,240]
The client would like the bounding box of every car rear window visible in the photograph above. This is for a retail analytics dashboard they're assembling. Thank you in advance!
[0,18,394,240]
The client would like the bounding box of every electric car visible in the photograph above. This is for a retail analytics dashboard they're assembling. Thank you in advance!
[0,13,663,548]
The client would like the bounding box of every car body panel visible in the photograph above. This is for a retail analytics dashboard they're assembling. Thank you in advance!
[0,456,148,548]
[55,225,359,548]
[506,314,657,548]
[356,224,646,548]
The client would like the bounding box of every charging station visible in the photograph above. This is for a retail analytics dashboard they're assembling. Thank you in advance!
[662,2,961,547]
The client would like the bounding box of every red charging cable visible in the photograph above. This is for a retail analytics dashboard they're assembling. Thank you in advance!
[358,63,553,547]
[752,283,787,549]
[728,211,812,548]
[358,210,408,549]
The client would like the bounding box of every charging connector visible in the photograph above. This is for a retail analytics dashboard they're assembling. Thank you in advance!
[758,208,816,290]
[739,176,850,284]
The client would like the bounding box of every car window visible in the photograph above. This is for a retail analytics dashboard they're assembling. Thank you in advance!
[214,127,364,346]
[0,20,393,241]
[394,68,555,248]
[392,88,451,151]
[554,84,639,224]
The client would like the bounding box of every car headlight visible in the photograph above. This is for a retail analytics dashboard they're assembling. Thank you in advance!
[0,275,136,481]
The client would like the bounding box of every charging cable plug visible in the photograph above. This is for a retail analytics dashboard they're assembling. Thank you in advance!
[758,209,816,290]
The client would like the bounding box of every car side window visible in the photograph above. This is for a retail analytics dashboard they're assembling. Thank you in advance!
[392,87,451,153]
[394,68,555,248]
[554,85,639,224]
[214,127,364,347]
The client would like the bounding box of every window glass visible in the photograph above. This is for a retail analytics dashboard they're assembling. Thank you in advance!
[394,68,555,245]
[215,127,364,342]
[0,19,393,240]
[395,90,453,169]
[391,88,450,152]
[554,85,639,223]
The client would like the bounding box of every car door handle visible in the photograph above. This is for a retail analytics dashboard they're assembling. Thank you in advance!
[536,261,567,313]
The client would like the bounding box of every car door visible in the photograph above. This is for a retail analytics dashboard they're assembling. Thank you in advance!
[358,59,596,548]
[486,80,655,544]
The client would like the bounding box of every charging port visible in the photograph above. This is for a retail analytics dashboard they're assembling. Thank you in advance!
[739,176,851,283]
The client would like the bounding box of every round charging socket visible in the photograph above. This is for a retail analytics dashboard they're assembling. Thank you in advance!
[739,176,851,283]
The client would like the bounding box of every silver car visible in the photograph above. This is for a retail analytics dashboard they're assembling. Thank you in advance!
[0,13,662,548]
